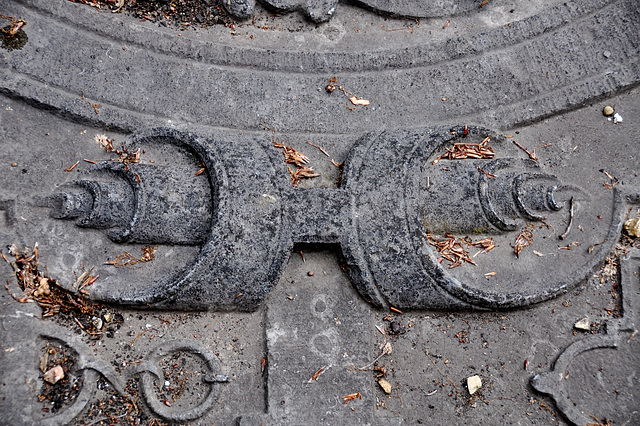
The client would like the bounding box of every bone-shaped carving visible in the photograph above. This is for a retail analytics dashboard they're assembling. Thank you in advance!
[47,127,624,311]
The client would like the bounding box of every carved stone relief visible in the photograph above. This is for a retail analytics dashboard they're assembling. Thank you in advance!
[222,0,482,22]
[44,126,627,312]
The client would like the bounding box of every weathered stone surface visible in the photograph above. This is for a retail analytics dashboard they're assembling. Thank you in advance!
[1,0,639,424]
[1,0,638,134]
[532,249,640,425]
[223,0,481,21]
[30,125,627,313]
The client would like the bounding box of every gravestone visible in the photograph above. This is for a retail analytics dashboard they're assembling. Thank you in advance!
[1,0,639,424]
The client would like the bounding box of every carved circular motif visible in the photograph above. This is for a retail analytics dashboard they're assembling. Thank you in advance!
[343,126,623,309]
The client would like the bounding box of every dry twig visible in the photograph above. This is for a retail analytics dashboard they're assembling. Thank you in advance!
[559,197,574,240]
[341,392,362,404]
[307,366,329,383]
[64,161,80,172]
[0,14,26,36]
[512,140,538,161]
[307,141,330,157]
[105,245,157,268]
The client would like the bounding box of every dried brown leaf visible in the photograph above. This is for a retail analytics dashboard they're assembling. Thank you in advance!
[512,224,535,258]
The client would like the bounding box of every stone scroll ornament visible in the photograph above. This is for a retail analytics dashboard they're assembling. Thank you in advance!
[222,0,483,23]
[47,127,627,312]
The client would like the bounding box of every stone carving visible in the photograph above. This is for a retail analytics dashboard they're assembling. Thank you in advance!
[421,157,584,235]
[12,317,227,424]
[222,0,481,23]
[49,162,212,245]
[531,249,639,425]
[224,0,338,22]
[46,126,628,312]
[131,340,229,422]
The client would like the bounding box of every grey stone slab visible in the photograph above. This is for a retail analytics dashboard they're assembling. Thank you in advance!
[0,0,638,134]
[12,123,628,313]
[532,249,640,425]
[240,252,400,424]
[1,0,639,424]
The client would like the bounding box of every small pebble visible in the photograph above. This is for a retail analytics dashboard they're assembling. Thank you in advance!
[467,375,482,395]
[603,105,614,116]
[378,378,392,394]
[92,317,103,330]
[307,271,314,276]
[574,317,590,331]
[389,321,403,334]
[613,112,623,124]
[624,217,640,238]
[43,365,64,384]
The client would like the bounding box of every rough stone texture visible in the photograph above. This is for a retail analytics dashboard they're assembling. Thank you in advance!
[222,0,482,22]
[1,0,638,134]
[26,124,625,313]
[532,249,640,425]
[239,258,400,424]
[1,0,639,424]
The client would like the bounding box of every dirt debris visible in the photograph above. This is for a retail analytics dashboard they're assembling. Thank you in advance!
[68,0,237,29]
[272,140,321,187]
[512,224,534,258]
[3,243,96,317]
[38,341,82,414]
[432,136,494,165]
[0,13,28,50]
[2,243,123,337]
[326,76,370,110]
[427,233,495,268]
[95,134,142,169]
[0,14,26,36]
